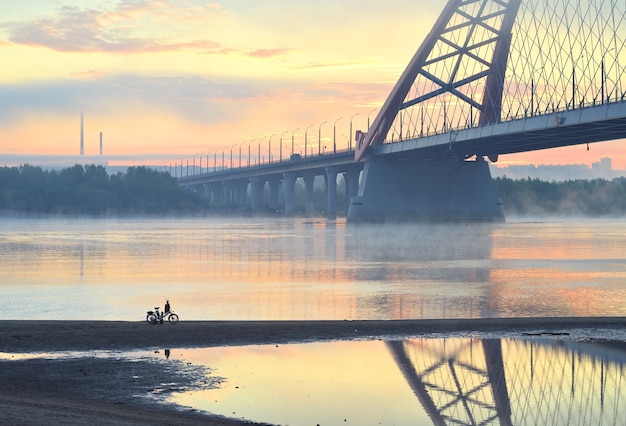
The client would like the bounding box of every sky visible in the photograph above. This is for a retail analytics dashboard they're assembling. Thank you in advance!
[1,0,625,169]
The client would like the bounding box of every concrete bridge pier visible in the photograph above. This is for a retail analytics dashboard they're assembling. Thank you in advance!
[250,177,265,212]
[208,184,217,204]
[200,183,209,200]
[341,173,350,215]
[348,157,505,222]
[225,182,238,207]
[344,168,361,215]
[303,174,315,216]
[325,166,338,219]
[220,182,231,207]
[283,172,297,215]
[216,183,225,206]
[268,178,281,212]
[233,180,248,208]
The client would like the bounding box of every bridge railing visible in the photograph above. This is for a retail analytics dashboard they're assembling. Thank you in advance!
[382,93,626,146]
[171,146,355,179]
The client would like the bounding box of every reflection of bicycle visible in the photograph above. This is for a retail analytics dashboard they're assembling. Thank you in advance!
[146,307,179,324]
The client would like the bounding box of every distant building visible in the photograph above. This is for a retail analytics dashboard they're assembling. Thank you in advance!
[591,157,612,179]
[491,157,625,181]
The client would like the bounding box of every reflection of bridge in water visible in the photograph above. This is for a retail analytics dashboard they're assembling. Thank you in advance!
[389,337,626,425]
[179,0,626,222]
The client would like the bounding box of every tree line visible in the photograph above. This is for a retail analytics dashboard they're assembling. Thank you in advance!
[2,164,626,217]
[0,164,209,215]
[494,176,626,217]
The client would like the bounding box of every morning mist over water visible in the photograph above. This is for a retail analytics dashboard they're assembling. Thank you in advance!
[1,217,626,321]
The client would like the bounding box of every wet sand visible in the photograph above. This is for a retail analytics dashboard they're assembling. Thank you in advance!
[2,317,626,425]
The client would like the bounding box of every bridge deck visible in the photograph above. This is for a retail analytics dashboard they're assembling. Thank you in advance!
[179,102,626,186]
[375,102,626,161]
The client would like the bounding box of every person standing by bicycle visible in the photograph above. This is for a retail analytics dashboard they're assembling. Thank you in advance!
[159,300,171,324]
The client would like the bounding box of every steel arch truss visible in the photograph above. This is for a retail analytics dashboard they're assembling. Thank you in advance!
[355,0,521,161]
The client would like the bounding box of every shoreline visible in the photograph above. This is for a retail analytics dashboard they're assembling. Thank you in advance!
[3,317,626,353]
[2,317,626,425]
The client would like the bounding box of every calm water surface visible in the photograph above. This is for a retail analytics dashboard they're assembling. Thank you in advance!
[1,217,626,320]
[166,337,626,425]
[5,336,624,425]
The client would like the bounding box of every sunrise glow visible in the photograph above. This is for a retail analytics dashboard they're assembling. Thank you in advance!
[2,1,626,169]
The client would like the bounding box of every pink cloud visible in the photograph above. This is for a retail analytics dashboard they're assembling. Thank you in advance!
[5,2,225,54]
[246,48,294,59]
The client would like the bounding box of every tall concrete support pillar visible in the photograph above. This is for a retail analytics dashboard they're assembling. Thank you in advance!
[236,181,248,207]
[213,183,223,205]
[208,185,215,204]
[303,174,315,216]
[250,177,264,212]
[283,172,297,216]
[341,173,350,216]
[268,179,281,212]
[348,168,361,199]
[222,182,231,207]
[348,158,505,222]
[325,166,338,219]
[343,168,361,215]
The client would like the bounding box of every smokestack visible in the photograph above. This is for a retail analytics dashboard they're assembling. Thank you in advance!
[80,113,84,156]
[99,132,103,155]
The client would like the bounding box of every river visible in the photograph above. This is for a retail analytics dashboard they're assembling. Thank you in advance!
[1,216,626,321]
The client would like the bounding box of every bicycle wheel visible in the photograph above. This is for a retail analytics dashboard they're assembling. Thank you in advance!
[168,313,179,324]
[146,313,157,324]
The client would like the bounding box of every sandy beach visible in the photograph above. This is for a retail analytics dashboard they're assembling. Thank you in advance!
[2,317,626,425]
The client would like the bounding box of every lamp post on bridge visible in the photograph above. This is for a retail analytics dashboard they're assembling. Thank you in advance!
[318,121,327,155]
[247,139,255,167]
[238,141,247,168]
[333,117,342,154]
[206,150,213,173]
[368,108,377,131]
[171,160,176,177]
[258,137,266,165]
[349,113,359,151]
[291,127,300,156]
[268,133,276,163]
[201,152,208,174]
[229,143,237,169]
[601,48,614,104]
[280,131,288,162]
[304,124,313,158]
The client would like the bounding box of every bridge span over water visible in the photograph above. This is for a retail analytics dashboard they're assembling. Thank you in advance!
[179,0,626,221]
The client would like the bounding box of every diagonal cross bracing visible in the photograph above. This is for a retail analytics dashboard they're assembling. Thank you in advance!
[355,0,521,161]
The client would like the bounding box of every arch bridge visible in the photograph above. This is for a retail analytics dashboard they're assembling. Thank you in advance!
[179,0,626,221]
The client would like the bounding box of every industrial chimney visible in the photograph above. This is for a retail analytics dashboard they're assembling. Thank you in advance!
[80,113,84,156]
[99,132,103,155]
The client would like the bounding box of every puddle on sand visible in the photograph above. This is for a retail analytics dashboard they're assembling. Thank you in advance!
[3,334,626,425]
[168,336,626,425]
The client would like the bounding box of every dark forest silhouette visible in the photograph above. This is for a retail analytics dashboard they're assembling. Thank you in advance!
[2,164,626,217]
[0,164,209,215]
[494,176,626,217]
